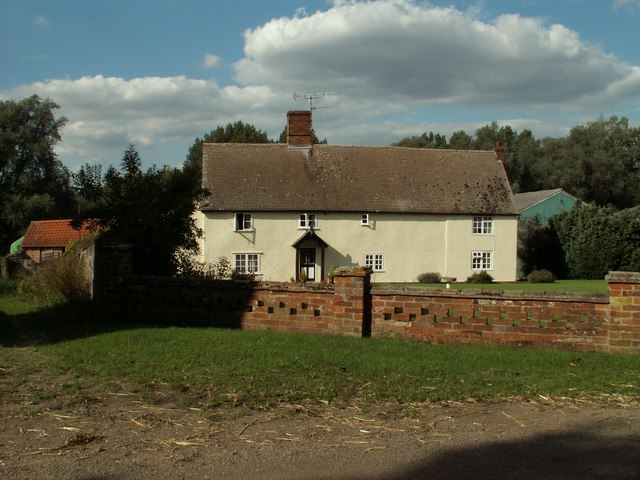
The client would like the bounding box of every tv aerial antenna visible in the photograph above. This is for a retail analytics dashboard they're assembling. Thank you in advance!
[293,91,338,110]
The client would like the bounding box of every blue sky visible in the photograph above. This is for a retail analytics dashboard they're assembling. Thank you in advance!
[2,0,640,171]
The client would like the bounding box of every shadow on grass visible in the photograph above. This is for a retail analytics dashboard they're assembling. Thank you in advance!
[0,286,255,347]
[346,426,639,480]
[0,300,148,347]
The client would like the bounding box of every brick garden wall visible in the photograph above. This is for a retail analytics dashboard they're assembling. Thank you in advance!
[92,241,639,354]
[370,286,609,352]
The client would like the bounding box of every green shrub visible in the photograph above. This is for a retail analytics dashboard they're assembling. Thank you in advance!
[18,251,92,306]
[0,278,17,295]
[417,272,442,283]
[175,255,232,280]
[465,271,494,284]
[527,269,556,283]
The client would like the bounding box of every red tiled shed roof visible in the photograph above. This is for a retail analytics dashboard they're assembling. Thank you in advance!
[21,220,95,249]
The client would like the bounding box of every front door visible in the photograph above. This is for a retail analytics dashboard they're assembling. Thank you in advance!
[299,248,316,281]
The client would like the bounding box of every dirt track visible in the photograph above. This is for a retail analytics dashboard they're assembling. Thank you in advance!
[1,392,639,480]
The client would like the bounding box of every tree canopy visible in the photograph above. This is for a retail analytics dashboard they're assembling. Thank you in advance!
[0,95,74,253]
[183,121,272,184]
[76,145,206,276]
[393,116,640,209]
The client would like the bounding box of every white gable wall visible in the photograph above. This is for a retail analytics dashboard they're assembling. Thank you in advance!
[199,211,517,282]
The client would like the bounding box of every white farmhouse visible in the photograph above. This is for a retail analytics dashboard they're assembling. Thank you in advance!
[197,111,518,283]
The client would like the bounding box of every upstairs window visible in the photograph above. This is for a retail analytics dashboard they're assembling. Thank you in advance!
[361,213,370,225]
[235,213,253,232]
[299,213,317,229]
[472,216,493,235]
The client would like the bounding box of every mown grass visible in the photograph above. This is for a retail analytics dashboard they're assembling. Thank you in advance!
[0,291,637,409]
[411,279,608,294]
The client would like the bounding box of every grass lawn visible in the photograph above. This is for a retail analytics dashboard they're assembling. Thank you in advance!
[0,291,637,410]
[408,279,608,294]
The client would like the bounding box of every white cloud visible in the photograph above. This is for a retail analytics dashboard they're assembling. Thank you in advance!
[2,75,293,168]
[2,1,639,170]
[235,1,640,109]
[35,16,50,28]
[202,54,221,69]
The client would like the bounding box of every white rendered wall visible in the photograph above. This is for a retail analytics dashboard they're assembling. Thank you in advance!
[199,211,517,282]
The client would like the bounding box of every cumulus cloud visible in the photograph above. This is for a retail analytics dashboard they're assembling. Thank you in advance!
[235,1,640,109]
[3,75,293,168]
[202,54,221,69]
[3,0,639,169]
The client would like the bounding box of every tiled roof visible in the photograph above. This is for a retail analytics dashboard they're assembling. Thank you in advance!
[21,219,95,249]
[513,189,573,213]
[201,144,517,215]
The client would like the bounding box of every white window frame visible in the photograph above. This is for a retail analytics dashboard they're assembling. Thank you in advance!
[299,213,317,229]
[365,253,385,272]
[234,212,253,232]
[233,252,261,273]
[472,216,493,235]
[361,213,370,225]
[471,251,493,271]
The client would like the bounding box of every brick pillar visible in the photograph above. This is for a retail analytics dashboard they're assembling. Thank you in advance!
[333,266,371,337]
[606,271,640,354]
[93,240,134,312]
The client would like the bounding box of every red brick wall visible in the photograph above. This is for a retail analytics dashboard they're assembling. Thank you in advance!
[91,242,640,354]
[370,287,609,352]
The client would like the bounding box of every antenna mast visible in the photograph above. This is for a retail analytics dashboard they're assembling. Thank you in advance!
[293,91,338,110]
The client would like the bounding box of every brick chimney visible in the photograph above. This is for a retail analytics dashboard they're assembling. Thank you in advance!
[287,110,313,148]
[494,140,506,164]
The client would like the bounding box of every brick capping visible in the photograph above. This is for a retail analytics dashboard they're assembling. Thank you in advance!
[91,242,639,354]
[371,284,608,304]
[606,271,640,284]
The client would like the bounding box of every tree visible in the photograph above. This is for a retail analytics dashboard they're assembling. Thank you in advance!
[506,129,541,193]
[89,145,206,276]
[393,131,447,148]
[0,95,73,252]
[517,216,567,278]
[73,163,104,215]
[448,130,473,149]
[553,203,640,279]
[184,121,271,184]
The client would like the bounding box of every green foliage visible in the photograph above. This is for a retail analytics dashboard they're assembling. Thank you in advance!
[518,216,568,278]
[554,204,640,279]
[393,131,447,149]
[0,279,17,296]
[18,250,92,306]
[175,255,232,280]
[81,145,206,276]
[527,269,556,283]
[417,272,442,283]
[392,115,640,207]
[0,95,74,252]
[465,271,494,284]
[184,121,272,184]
